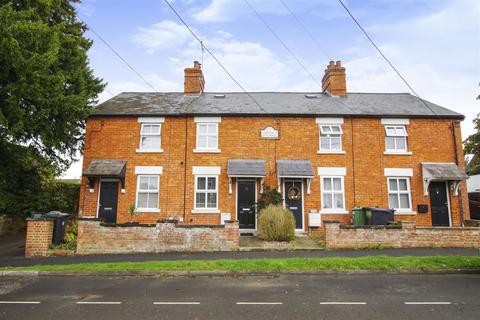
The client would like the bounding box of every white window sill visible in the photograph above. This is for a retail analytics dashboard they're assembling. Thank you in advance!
[320,209,349,214]
[317,150,346,155]
[384,151,412,155]
[135,208,161,213]
[394,211,416,215]
[191,209,220,214]
[136,149,164,153]
[193,149,221,153]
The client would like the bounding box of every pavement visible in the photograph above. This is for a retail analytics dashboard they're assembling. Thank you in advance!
[0,273,479,319]
[0,233,479,267]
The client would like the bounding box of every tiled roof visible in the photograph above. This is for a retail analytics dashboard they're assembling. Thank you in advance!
[227,159,266,177]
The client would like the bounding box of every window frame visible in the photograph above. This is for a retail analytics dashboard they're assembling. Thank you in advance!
[387,176,412,212]
[195,122,219,151]
[320,175,346,213]
[384,125,408,152]
[135,174,160,212]
[194,175,219,211]
[138,123,162,152]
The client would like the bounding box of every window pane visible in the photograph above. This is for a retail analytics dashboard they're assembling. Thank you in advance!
[386,127,396,136]
[389,194,399,208]
[334,194,343,209]
[398,179,408,191]
[139,177,149,190]
[141,136,160,149]
[198,124,207,135]
[196,193,206,208]
[396,126,406,136]
[208,124,218,134]
[141,124,152,134]
[207,177,216,190]
[207,193,217,208]
[333,178,342,191]
[395,137,406,150]
[207,135,217,148]
[137,193,148,208]
[320,136,330,150]
[148,176,158,190]
[331,136,341,150]
[150,124,160,134]
[148,192,158,208]
[399,194,410,209]
[198,135,207,148]
[323,178,332,190]
[321,125,332,133]
[331,125,341,133]
[322,193,332,209]
[386,137,395,150]
[197,177,206,190]
[389,179,398,191]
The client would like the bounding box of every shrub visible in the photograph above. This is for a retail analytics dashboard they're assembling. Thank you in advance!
[257,205,295,242]
[256,187,283,212]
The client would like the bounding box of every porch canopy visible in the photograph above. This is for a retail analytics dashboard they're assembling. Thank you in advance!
[276,160,315,194]
[83,160,127,189]
[227,159,266,177]
[421,162,468,196]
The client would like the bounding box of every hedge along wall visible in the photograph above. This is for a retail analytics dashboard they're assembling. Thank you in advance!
[76,219,240,255]
[324,221,480,249]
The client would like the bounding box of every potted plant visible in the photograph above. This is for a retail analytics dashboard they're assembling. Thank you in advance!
[128,203,137,224]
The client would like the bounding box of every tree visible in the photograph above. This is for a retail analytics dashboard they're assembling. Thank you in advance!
[464,113,480,175]
[0,0,104,215]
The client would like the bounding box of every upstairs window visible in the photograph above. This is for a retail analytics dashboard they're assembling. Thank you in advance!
[196,123,218,151]
[385,125,407,152]
[139,123,161,151]
[320,125,343,152]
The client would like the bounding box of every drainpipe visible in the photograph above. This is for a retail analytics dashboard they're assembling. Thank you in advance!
[451,121,465,226]
[183,115,188,222]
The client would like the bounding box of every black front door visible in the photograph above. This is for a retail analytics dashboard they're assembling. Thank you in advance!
[237,179,256,229]
[284,180,303,229]
[429,181,450,226]
[98,181,118,223]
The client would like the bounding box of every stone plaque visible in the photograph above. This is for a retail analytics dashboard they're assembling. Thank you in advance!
[260,126,279,139]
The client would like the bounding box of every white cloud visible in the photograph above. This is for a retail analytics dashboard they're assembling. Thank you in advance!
[131,20,192,53]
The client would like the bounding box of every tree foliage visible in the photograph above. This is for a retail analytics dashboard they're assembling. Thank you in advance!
[464,113,480,175]
[0,0,104,215]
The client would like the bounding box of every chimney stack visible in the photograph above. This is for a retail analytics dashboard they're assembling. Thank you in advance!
[322,60,346,96]
[184,61,205,95]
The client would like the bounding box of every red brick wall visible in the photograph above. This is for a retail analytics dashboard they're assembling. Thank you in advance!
[324,221,480,249]
[79,115,469,229]
[25,219,54,257]
[76,219,239,254]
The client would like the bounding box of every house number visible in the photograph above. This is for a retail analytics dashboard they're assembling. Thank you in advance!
[260,126,279,139]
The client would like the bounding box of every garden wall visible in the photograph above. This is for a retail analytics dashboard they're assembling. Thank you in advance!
[25,218,54,257]
[324,221,480,249]
[0,214,26,237]
[76,219,239,255]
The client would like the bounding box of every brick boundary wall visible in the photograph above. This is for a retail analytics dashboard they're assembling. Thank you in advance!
[25,218,54,258]
[76,219,240,255]
[0,214,26,237]
[324,221,480,249]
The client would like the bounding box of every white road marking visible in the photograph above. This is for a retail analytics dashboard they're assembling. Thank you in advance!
[0,301,40,304]
[405,302,451,305]
[320,302,367,305]
[76,301,122,305]
[236,302,283,305]
[153,302,200,305]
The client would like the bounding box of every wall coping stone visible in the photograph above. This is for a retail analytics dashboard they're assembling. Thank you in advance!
[26,217,55,222]
[323,220,341,224]
[416,226,480,231]
[340,224,402,230]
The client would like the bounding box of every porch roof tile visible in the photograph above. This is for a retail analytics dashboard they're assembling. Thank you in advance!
[227,159,266,177]
[277,160,315,178]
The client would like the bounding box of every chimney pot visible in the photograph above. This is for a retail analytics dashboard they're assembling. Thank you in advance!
[322,60,346,96]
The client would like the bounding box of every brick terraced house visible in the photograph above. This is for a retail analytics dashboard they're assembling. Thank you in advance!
[78,60,469,233]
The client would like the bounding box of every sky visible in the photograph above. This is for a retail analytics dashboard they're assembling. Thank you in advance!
[62,0,480,179]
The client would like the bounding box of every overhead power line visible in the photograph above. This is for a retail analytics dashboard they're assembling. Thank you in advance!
[336,0,436,115]
[279,0,332,62]
[244,0,322,88]
[86,23,158,92]
[162,0,269,114]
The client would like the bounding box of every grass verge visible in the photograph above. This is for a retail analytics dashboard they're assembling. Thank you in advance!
[3,256,480,272]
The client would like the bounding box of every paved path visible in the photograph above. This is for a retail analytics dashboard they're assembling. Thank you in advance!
[0,274,479,319]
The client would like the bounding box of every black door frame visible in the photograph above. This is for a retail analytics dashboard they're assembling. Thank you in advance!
[236,178,257,231]
[429,181,452,227]
[283,178,304,231]
[97,178,119,223]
